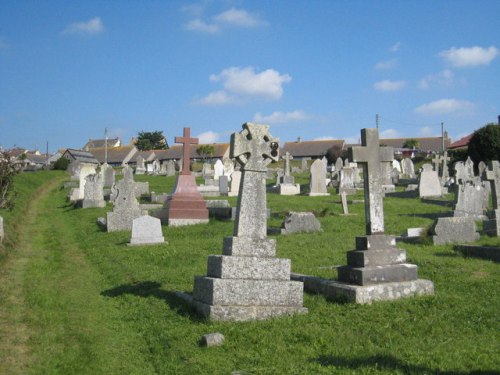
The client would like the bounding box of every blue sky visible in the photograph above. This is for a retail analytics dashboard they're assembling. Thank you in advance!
[1,0,499,152]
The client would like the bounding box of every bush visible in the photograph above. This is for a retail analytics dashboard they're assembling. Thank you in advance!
[468,123,500,164]
[0,152,20,210]
[53,157,70,171]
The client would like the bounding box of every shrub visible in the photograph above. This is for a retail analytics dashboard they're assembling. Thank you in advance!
[0,152,20,210]
[467,123,500,164]
[53,157,70,171]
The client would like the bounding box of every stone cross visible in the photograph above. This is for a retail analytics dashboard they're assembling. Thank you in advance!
[175,127,198,176]
[284,151,293,176]
[485,160,500,209]
[441,151,450,182]
[431,154,442,173]
[230,123,279,238]
[349,128,394,234]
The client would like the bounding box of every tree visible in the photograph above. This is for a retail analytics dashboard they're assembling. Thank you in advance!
[0,152,20,210]
[196,145,215,162]
[326,144,345,164]
[53,156,70,170]
[467,123,500,164]
[136,131,168,151]
[403,139,419,149]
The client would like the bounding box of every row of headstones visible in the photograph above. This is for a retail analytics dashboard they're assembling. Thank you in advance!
[136,157,176,176]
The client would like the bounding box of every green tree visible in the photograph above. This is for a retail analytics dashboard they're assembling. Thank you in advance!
[326,144,345,164]
[467,123,500,164]
[53,156,70,170]
[403,139,419,149]
[0,152,20,210]
[136,131,168,151]
[196,145,215,162]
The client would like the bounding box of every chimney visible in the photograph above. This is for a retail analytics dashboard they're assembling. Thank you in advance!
[297,136,302,143]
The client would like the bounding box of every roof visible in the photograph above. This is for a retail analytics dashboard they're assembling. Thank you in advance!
[155,143,230,160]
[130,150,156,162]
[379,136,451,153]
[63,149,99,164]
[282,140,345,158]
[87,145,137,164]
[83,138,121,150]
[448,134,473,150]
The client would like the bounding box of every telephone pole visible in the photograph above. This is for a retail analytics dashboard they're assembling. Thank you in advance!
[376,114,379,130]
[441,122,444,152]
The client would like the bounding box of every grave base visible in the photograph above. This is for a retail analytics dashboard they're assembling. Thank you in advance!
[308,192,330,196]
[291,273,434,304]
[278,183,300,195]
[168,218,209,227]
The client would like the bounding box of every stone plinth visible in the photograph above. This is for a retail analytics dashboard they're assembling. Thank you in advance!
[278,183,300,195]
[166,174,209,226]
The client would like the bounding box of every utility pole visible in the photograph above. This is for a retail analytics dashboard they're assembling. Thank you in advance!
[46,141,49,166]
[104,127,108,164]
[376,114,379,130]
[441,122,444,153]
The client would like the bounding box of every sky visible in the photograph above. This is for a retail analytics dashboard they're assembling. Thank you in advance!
[1,0,499,153]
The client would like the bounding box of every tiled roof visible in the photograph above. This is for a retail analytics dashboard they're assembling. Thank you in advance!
[379,136,451,152]
[283,140,345,158]
[83,138,121,150]
[63,149,99,164]
[88,146,137,164]
[130,150,156,162]
[448,134,473,150]
[156,144,230,160]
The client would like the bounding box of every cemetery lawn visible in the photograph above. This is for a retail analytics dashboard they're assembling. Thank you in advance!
[0,171,499,375]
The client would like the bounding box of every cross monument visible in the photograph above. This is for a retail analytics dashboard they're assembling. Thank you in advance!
[175,127,199,175]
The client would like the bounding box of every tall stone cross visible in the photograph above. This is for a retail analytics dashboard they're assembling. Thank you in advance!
[349,128,394,235]
[485,160,500,209]
[175,127,198,176]
[284,151,293,176]
[230,123,279,239]
[431,154,442,173]
[441,151,450,181]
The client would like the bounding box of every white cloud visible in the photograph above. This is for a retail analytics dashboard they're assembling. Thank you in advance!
[390,42,402,52]
[62,17,104,36]
[418,126,439,137]
[418,69,455,89]
[313,136,336,141]
[414,99,474,116]
[380,129,402,138]
[375,59,398,70]
[374,80,406,92]
[345,135,360,144]
[439,46,498,67]
[199,66,291,105]
[253,110,309,124]
[185,7,266,34]
[197,131,220,143]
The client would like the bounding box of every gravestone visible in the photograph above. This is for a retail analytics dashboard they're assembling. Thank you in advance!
[159,161,167,175]
[316,128,433,303]
[202,163,213,177]
[338,167,356,195]
[465,156,474,179]
[282,152,294,184]
[101,163,115,188]
[228,170,241,197]
[401,158,415,178]
[135,156,146,175]
[129,215,166,245]
[219,175,229,195]
[341,191,349,214]
[280,212,322,234]
[432,217,480,245]
[75,164,97,201]
[165,128,209,226]
[392,159,401,173]
[106,166,142,231]
[440,152,450,186]
[223,158,234,181]
[214,160,224,180]
[454,181,487,219]
[418,164,442,198]
[82,173,106,208]
[454,161,468,183]
[277,151,300,195]
[301,158,308,171]
[150,159,161,175]
[335,158,343,174]
[191,123,307,321]
[68,160,82,180]
[380,161,395,192]
[309,159,329,196]
[478,161,487,178]
[431,154,442,173]
[484,160,500,236]
[166,160,176,177]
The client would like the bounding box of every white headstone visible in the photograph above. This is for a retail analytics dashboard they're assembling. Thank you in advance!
[214,159,224,180]
[309,159,329,196]
[129,215,165,245]
[418,164,442,198]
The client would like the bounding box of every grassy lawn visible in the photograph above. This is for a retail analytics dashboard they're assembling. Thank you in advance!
[0,170,499,374]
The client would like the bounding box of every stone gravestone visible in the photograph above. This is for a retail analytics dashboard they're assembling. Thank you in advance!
[309,159,329,196]
[213,159,224,180]
[101,163,115,188]
[129,215,166,245]
[380,161,395,193]
[418,164,442,198]
[332,128,434,303]
[106,166,142,232]
[338,166,356,195]
[219,175,229,195]
[440,152,450,186]
[465,156,475,179]
[278,151,300,195]
[401,158,415,178]
[432,217,480,245]
[454,161,468,184]
[228,170,241,197]
[478,161,487,178]
[135,156,146,175]
[68,160,82,181]
[453,181,487,219]
[484,160,500,236]
[149,159,161,175]
[74,164,97,201]
[392,159,401,174]
[280,212,322,235]
[166,160,176,177]
[82,173,106,208]
[191,123,307,321]
[341,191,349,215]
[165,128,209,226]
[223,158,234,181]
[159,161,167,175]
[202,163,213,178]
[301,158,308,171]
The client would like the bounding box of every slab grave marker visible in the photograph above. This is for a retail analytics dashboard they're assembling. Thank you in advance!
[309,159,329,196]
[214,159,224,180]
[82,173,106,208]
[418,164,442,198]
[135,156,146,175]
[484,160,500,236]
[129,215,166,245]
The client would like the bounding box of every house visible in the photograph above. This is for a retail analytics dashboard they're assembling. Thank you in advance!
[129,150,157,166]
[448,134,473,151]
[87,145,138,166]
[82,137,121,151]
[154,143,230,162]
[61,149,99,165]
[378,133,451,154]
[282,139,346,159]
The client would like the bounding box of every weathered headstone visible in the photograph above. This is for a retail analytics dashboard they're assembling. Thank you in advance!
[465,156,475,180]
[219,175,229,195]
[82,173,106,208]
[338,166,356,195]
[101,163,115,188]
[280,212,322,234]
[135,156,146,175]
[454,181,487,219]
[166,160,176,177]
[71,164,97,201]
[335,158,343,174]
[380,161,395,192]
[301,158,308,171]
[165,128,209,226]
[454,161,468,184]
[484,160,500,236]
[159,161,167,175]
[191,123,307,321]
[418,164,442,198]
[106,166,142,231]
[277,151,300,195]
[440,152,450,186]
[202,163,213,177]
[214,159,224,180]
[150,159,161,175]
[478,161,487,178]
[341,191,349,215]
[223,158,234,180]
[129,215,166,245]
[432,217,480,245]
[392,159,402,173]
[401,158,415,178]
[309,159,329,196]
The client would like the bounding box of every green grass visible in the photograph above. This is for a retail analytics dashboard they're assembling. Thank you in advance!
[0,171,499,374]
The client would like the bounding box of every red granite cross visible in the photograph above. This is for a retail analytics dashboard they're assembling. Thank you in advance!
[175,127,198,176]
